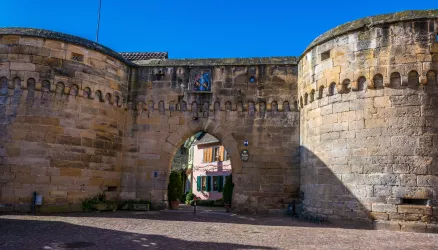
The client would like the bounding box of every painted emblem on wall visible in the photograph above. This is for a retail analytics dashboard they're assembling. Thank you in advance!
[240,149,249,162]
[192,70,211,92]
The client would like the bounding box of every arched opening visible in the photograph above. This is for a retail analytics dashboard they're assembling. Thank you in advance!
[390,72,402,88]
[168,132,234,212]
[318,86,324,98]
[328,82,336,95]
[309,90,315,103]
[408,70,419,89]
[372,74,384,89]
[357,76,366,91]
[341,79,351,93]
[427,70,437,85]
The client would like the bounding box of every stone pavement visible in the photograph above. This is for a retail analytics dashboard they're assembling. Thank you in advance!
[0,210,437,250]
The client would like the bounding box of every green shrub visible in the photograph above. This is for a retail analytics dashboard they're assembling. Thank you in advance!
[81,193,109,211]
[168,171,183,202]
[223,174,234,204]
[185,192,196,203]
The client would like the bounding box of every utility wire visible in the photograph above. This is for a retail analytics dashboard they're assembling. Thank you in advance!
[96,0,102,43]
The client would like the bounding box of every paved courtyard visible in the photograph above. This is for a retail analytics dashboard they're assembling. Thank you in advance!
[1,209,438,250]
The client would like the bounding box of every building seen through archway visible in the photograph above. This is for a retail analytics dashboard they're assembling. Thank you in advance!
[170,132,231,207]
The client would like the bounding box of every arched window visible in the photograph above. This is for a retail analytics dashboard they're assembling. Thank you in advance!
[169,101,175,111]
[191,102,198,113]
[13,77,21,90]
[342,79,351,93]
[214,101,220,112]
[356,76,366,91]
[248,102,255,113]
[158,101,165,114]
[328,82,336,95]
[115,96,121,107]
[56,82,65,94]
[318,86,324,98]
[70,85,79,96]
[283,101,290,112]
[27,78,36,101]
[148,100,155,111]
[225,101,232,111]
[0,77,8,95]
[105,93,112,104]
[427,70,437,85]
[304,93,308,105]
[237,102,244,112]
[83,87,92,99]
[42,80,51,92]
[390,72,401,87]
[408,70,419,87]
[95,90,103,102]
[271,101,278,112]
[309,90,315,103]
[179,101,187,111]
[372,74,384,89]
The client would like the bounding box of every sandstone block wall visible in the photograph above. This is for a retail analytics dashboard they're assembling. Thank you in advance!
[0,33,129,212]
[298,14,438,225]
[121,60,301,213]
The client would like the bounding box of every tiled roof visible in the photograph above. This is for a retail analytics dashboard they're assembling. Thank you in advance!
[119,52,168,61]
[194,133,219,146]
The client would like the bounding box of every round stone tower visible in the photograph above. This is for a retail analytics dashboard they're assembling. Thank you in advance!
[0,28,130,211]
[298,10,438,229]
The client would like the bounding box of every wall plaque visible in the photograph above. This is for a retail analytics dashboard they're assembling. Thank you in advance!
[240,149,249,162]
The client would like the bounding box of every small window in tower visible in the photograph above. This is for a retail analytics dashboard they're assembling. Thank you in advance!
[321,50,331,61]
[71,52,84,62]
[402,198,428,205]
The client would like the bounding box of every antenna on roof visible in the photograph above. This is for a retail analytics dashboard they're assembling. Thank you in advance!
[96,0,102,43]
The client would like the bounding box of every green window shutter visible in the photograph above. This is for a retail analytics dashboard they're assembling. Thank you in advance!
[206,176,212,191]
[197,176,201,191]
[218,176,223,192]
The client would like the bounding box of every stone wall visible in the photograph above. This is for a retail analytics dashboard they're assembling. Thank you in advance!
[121,60,301,214]
[298,13,438,228]
[0,33,129,212]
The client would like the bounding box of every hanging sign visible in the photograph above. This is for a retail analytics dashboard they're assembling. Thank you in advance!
[240,149,249,162]
[244,140,248,147]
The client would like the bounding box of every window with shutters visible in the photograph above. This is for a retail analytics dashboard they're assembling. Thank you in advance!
[201,176,207,191]
[203,148,212,163]
[213,176,219,191]
[212,146,220,162]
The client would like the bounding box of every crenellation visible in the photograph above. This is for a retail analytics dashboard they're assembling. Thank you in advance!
[0,11,437,231]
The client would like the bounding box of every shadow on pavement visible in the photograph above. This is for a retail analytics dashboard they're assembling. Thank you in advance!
[0,209,373,231]
[0,218,276,250]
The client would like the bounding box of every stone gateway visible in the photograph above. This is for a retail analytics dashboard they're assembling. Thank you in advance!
[0,10,437,232]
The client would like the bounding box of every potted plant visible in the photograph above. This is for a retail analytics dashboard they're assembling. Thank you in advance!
[168,171,183,210]
[223,174,234,212]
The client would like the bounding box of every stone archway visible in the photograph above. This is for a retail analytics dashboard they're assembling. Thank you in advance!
[161,117,242,210]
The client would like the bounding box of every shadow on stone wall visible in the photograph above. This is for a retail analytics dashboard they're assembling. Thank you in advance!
[300,146,374,226]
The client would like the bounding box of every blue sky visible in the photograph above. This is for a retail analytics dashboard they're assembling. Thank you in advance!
[0,0,436,58]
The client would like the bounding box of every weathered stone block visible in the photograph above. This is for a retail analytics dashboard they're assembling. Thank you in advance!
[398,205,432,215]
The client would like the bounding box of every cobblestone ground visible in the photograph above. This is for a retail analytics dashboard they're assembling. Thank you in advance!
[1,209,438,250]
